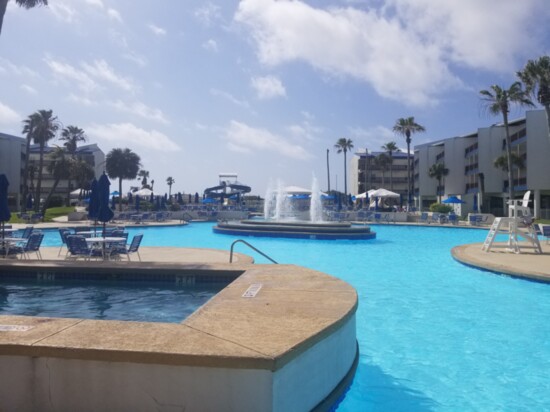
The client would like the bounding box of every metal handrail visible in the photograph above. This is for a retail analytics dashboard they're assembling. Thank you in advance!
[229,239,278,264]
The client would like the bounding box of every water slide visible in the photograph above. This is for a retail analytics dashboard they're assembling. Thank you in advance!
[203,181,251,199]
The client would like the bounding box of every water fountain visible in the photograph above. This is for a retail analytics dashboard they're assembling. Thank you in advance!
[214,176,376,240]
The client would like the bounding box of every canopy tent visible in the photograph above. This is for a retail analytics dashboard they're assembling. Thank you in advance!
[284,185,312,194]
[133,188,154,197]
[369,188,400,198]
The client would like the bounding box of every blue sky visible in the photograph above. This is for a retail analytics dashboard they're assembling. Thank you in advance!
[1,0,549,196]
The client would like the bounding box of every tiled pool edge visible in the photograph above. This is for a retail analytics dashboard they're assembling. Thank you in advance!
[0,260,358,411]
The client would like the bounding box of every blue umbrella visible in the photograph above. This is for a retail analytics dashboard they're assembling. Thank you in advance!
[128,192,133,204]
[0,174,11,239]
[155,196,161,211]
[473,195,478,213]
[135,194,141,212]
[87,178,99,221]
[97,173,114,236]
[150,191,154,203]
[177,192,183,204]
[160,195,166,210]
[442,196,466,204]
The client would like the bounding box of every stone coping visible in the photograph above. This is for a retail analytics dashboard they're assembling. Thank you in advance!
[452,242,550,283]
[0,259,358,372]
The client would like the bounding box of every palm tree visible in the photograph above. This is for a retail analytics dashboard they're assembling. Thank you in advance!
[393,117,425,208]
[59,125,87,204]
[374,153,391,187]
[381,141,400,190]
[480,83,534,203]
[21,112,39,211]
[494,152,525,191]
[137,169,150,189]
[0,0,47,35]
[517,55,550,143]
[71,158,94,199]
[27,109,60,212]
[41,147,70,215]
[334,138,354,200]
[166,176,175,198]
[428,162,449,203]
[106,148,141,211]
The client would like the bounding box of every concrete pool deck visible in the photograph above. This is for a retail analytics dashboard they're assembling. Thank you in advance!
[0,232,359,410]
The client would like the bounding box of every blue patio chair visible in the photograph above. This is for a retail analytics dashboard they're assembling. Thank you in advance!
[430,213,441,224]
[419,212,429,224]
[66,235,102,260]
[447,214,459,225]
[542,225,550,244]
[20,226,34,239]
[11,232,44,260]
[111,233,143,261]
[58,228,72,256]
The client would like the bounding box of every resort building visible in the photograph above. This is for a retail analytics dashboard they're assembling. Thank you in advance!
[350,150,410,200]
[0,130,105,210]
[0,132,26,208]
[351,109,550,218]
[26,143,105,205]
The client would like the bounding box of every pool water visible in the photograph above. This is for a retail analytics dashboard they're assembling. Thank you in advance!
[38,224,550,411]
[0,280,223,323]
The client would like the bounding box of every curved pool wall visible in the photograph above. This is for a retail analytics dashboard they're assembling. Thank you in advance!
[0,261,358,411]
[214,219,376,240]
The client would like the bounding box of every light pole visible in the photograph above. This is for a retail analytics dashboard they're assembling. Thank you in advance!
[364,148,369,194]
[326,148,331,192]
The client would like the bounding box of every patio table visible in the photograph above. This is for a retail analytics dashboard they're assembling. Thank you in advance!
[85,237,126,260]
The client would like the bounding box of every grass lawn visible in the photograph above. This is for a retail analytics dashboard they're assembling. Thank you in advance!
[8,207,75,223]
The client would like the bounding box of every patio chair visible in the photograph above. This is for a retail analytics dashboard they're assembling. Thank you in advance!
[11,232,44,260]
[65,235,102,260]
[419,212,429,224]
[20,226,34,239]
[111,233,143,261]
[430,213,440,224]
[447,214,459,225]
[58,228,72,256]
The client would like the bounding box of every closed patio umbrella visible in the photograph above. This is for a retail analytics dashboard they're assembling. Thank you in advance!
[97,173,114,237]
[26,193,33,210]
[135,194,141,212]
[0,174,11,239]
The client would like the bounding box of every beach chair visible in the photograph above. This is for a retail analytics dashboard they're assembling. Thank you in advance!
[542,226,550,244]
[419,212,429,224]
[430,213,440,224]
[20,226,34,239]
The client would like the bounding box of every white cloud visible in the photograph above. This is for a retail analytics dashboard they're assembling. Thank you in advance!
[251,75,286,99]
[195,3,222,26]
[235,0,548,107]
[210,88,250,109]
[202,39,218,52]
[85,0,104,8]
[0,101,20,125]
[148,24,167,36]
[81,59,136,92]
[123,52,148,67]
[48,1,77,23]
[44,56,98,93]
[20,84,37,95]
[87,123,181,152]
[107,8,123,23]
[349,125,401,151]
[224,120,311,160]
[109,100,170,125]
[0,58,39,78]
[67,94,96,106]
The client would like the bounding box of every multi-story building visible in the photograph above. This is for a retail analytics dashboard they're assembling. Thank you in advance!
[351,150,410,199]
[0,133,26,208]
[1,131,105,210]
[413,109,550,218]
[27,143,105,205]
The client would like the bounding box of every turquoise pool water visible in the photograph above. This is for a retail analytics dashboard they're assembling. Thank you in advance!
[39,224,550,411]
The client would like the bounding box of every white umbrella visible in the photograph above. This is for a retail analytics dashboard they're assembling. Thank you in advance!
[369,188,400,198]
[284,185,311,194]
[134,188,154,197]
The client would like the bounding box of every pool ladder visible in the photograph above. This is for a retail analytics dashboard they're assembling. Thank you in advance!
[229,239,278,264]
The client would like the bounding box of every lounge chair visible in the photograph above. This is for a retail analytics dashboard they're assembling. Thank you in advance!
[419,212,429,224]
[542,225,550,244]
[430,213,440,224]
[20,226,34,239]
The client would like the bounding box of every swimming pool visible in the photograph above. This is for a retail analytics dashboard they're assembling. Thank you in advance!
[39,223,550,411]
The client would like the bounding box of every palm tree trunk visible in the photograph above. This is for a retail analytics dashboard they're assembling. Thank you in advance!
[21,137,31,211]
[545,105,550,144]
[406,139,411,207]
[326,149,331,192]
[343,151,348,200]
[41,177,61,216]
[34,144,45,213]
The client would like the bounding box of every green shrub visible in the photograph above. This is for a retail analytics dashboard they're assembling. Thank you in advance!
[429,203,453,213]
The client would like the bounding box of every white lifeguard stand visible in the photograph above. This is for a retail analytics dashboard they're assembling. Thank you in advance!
[482,191,542,253]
